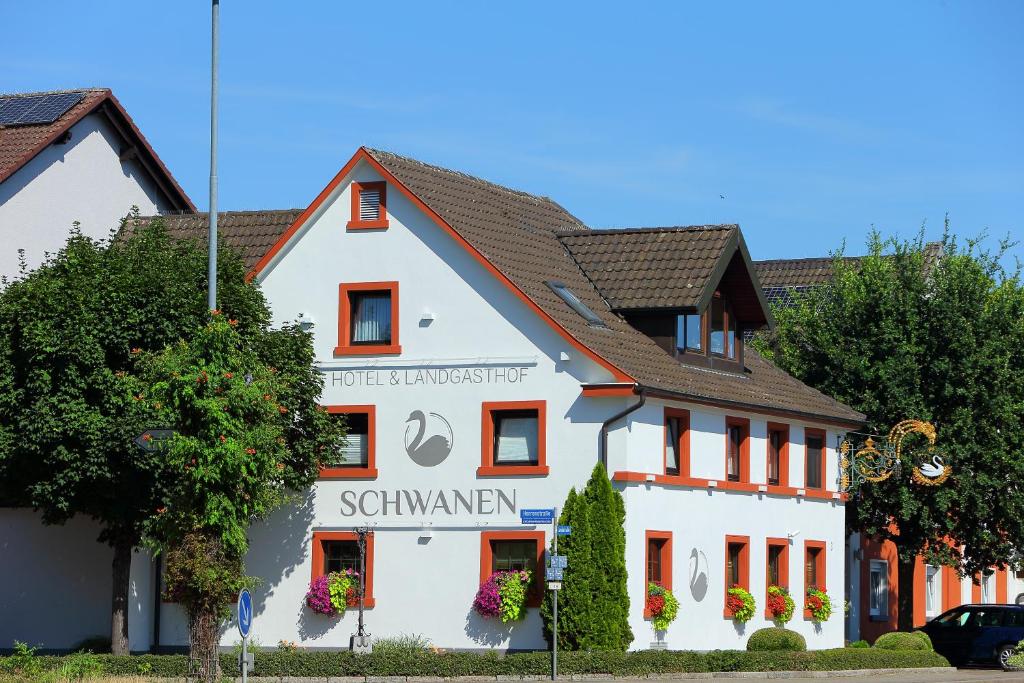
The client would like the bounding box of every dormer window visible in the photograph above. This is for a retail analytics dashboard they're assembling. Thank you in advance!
[709,296,737,360]
[675,313,702,352]
[347,181,389,230]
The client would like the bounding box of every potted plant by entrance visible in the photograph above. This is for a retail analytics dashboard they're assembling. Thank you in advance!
[646,582,679,633]
[726,585,756,623]
[305,569,360,616]
[472,570,531,623]
[766,585,795,625]
[805,586,832,622]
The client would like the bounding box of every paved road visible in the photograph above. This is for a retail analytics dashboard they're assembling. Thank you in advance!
[780,670,1024,682]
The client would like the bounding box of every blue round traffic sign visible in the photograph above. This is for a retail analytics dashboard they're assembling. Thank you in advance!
[237,589,253,638]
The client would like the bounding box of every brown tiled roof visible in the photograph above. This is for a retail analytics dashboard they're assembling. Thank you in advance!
[363,148,863,425]
[754,242,944,290]
[0,88,193,211]
[127,209,304,269]
[558,225,736,310]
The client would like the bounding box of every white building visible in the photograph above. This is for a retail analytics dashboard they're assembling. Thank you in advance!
[1,148,864,652]
[0,88,193,280]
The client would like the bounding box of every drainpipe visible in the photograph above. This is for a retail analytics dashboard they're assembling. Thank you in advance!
[152,553,161,652]
[599,387,645,471]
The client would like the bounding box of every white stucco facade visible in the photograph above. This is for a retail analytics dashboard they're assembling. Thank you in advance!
[0,156,849,653]
[0,112,172,280]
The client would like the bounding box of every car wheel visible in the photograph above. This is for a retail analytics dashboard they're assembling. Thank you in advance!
[998,643,1016,671]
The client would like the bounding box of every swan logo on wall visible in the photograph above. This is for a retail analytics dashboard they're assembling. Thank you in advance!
[404,410,454,467]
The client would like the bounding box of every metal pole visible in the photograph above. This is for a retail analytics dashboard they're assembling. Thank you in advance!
[552,507,558,682]
[207,0,219,311]
[241,636,247,683]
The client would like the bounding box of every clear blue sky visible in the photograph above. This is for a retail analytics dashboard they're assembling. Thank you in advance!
[3,1,1022,262]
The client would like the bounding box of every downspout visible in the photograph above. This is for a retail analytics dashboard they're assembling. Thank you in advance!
[599,387,645,471]
[152,553,161,652]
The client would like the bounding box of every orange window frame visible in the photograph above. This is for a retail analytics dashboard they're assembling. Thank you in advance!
[766,422,790,488]
[480,530,545,607]
[803,539,826,617]
[724,534,750,618]
[478,400,549,476]
[319,405,377,479]
[765,537,790,617]
[335,281,401,356]
[311,530,375,608]
[644,530,673,618]
[724,416,750,483]
[347,181,389,230]
[804,427,827,490]
[663,408,690,478]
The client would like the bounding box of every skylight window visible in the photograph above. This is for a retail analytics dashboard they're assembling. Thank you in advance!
[545,281,607,328]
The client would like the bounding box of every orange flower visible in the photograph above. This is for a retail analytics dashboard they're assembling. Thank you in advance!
[278,405,288,414]
[156,507,167,514]
[142,433,153,442]
[130,348,142,355]
[224,372,233,379]
[245,448,256,455]
[211,309,221,316]
[228,319,238,326]
[276,463,285,471]
[219,435,226,443]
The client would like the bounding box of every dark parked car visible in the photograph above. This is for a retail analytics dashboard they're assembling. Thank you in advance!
[920,603,1024,669]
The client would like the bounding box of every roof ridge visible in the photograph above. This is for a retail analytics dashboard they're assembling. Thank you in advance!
[0,87,109,99]
[563,224,737,237]
[153,208,305,217]
[362,146,565,208]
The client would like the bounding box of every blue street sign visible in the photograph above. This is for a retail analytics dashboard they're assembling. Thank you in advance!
[237,589,253,638]
[520,508,555,525]
[545,567,564,581]
[557,525,572,536]
[550,555,568,569]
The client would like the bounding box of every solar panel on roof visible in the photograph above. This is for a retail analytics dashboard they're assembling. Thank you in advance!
[0,92,85,126]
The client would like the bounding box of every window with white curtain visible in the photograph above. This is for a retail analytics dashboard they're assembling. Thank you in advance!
[982,571,995,603]
[350,292,391,344]
[493,410,539,465]
[869,560,889,617]
[925,565,941,617]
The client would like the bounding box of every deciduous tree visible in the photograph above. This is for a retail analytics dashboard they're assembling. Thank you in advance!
[755,229,1024,630]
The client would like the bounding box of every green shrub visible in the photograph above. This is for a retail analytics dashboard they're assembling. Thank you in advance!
[372,634,432,654]
[848,639,870,648]
[1007,639,1024,670]
[0,647,950,677]
[911,630,933,650]
[57,652,103,680]
[746,627,807,652]
[874,631,929,651]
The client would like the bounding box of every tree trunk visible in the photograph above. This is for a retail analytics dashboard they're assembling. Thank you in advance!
[188,604,221,683]
[110,540,133,655]
[896,555,916,631]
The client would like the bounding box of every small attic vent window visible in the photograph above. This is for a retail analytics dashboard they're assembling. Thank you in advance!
[546,281,607,328]
[347,181,389,230]
[360,189,381,221]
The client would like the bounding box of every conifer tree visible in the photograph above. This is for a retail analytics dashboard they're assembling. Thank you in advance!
[543,464,632,651]
[582,463,632,650]
[541,488,592,649]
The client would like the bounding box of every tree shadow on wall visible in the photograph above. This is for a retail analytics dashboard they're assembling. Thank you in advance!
[243,489,316,622]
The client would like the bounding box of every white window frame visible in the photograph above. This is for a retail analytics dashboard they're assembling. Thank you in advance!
[925,564,941,617]
[869,559,889,618]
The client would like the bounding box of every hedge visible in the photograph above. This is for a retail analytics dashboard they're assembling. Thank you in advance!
[746,628,806,652]
[873,631,930,651]
[0,649,949,677]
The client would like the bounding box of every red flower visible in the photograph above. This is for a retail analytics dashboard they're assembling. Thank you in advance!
[219,435,227,443]
[726,594,744,613]
[224,372,234,379]
[767,593,786,615]
[646,594,665,616]
[245,448,256,455]
[808,595,823,611]
[228,319,238,326]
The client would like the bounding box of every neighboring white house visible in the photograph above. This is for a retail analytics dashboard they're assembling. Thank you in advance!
[0,88,192,653]
[0,88,193,280]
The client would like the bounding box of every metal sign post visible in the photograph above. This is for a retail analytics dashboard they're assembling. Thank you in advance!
[237,589,254,682]
[552,507,558,681]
